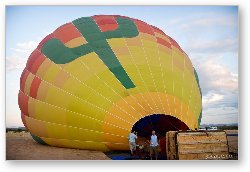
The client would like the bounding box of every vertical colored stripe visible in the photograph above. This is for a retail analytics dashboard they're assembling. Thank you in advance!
[21,113,28,129]
[18,91,29,116]
[27,49,40,71]
[30,53,46,74]
[30,76,42,98]
[20,69,29,92]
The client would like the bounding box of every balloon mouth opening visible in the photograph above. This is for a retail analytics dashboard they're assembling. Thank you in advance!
[131,114,189,151]
[131,114,189,138]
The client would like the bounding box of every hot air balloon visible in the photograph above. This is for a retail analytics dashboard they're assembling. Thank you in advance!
[18,15,202,151]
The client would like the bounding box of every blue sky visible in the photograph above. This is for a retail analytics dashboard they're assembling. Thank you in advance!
[6,6,238,127]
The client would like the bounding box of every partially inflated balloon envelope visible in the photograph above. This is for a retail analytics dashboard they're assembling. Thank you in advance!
[18,15,202,151]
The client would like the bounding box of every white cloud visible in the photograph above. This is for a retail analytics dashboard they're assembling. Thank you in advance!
[11,41,38,54]
[196,58,238,94]
[167,12,237,31]
[186,38,238,53]
[6,40,39,71]
[201,106,238,125]
[202,93,224,105]
[180,15,237,30]
[195,57,238,124]
[6,55,27,71]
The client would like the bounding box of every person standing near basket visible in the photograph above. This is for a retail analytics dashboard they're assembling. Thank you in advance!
[150,130,159,160]
[128,131,138,156]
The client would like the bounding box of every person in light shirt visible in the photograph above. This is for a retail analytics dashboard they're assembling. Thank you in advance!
[149,130,159,160]
[128,131,138,156]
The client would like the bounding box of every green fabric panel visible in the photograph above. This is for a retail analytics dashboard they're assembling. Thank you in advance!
[110,66,135,89]
[42,38,92,64]
[73,16,136,89]
[93,40,135,89]
[104,30,123,39]
[194,68,202,127]
[104,32,123,38]
[30,133,48,145]
[105,18,139,39]
[86,32,106,42]
[89,40,110,48]
[42,38,76,63]
[71,43,92,56]
[193,67,202,97]
[73,17,93,24]
[95,48,123,68]
[41,16,138,89]
[198,110,202,127]
[73,17,100,39]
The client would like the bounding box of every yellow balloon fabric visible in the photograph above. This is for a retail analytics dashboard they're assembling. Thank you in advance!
[18,15,202,151]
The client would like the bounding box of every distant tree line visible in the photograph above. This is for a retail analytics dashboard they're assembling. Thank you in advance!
[6,127,28,132]
[217,125,238,130]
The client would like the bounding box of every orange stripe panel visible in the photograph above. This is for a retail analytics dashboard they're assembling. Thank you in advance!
[20,69,29,92]
[134,19,154,35]
[30,53,46,74]
[167,35,184,53]
[21,113,28,129]
[30,76,42,98]
[152,25,167,36]
[26,49,41,71]
[54,23,82,43]
[92,15,118,32]
[18,91,29,116]
[156,37,172,49]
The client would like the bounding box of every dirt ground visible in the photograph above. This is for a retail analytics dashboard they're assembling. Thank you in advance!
[6,130,238,160]
[6,132,110,160]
